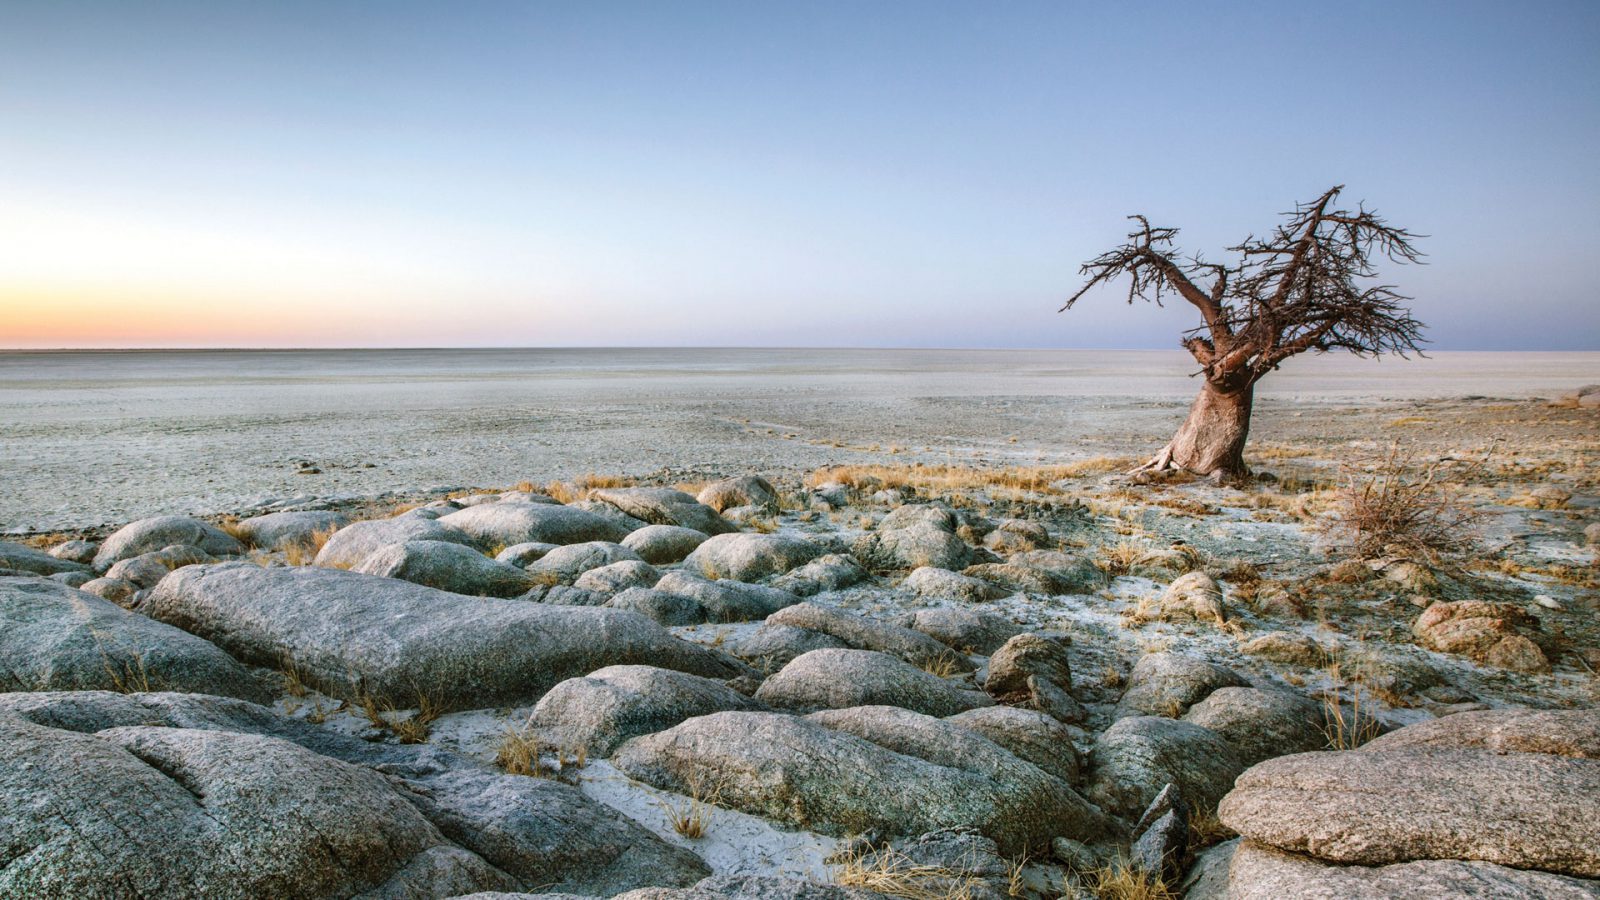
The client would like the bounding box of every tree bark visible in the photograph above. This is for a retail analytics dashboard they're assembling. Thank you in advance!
[1137,381,1253,479]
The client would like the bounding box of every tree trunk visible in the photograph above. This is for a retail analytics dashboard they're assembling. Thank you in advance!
[1138,381,1253,479]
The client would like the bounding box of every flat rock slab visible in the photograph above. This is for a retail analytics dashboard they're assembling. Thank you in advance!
[143,563,742,711]
[1227,840,1600,900]
[1218,747,1600,877]
[1359,707,1600,758]
[768,602,972,670]
[612,710,1098,855]
[0,540,91,576]
[0,576,269,702]
[354,539,534,597]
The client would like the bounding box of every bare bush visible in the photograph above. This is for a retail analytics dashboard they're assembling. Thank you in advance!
[1319,444,1478,560]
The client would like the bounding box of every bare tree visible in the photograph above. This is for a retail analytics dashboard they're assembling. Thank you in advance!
[1062,185,1424,479]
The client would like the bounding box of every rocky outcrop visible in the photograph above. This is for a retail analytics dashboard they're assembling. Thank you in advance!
[653,571,799,622]
[0,577,268,702]
[945,706,1084,784]
[1086,716,1246,822]
[591,487,737,535]
[233,510,350,550]
[1358,707,1600,758]
[1413,600,1552,673]
[1181,687,1326,766]
[142,563,742,710]
[1137,571,1227,626]
[612,709,1105,855]
[439,502,634,548]
[682,533,826,582]
[314,515,474,568]
[1227,840,1600,900]
[354,539,535,597]
[0,540,91,576]
[767,602,972,670]
[755,648,991,716]
[984,632,1072,695]
[92,515,244,569]
[697,476,781,513]
[902,566,1008,602]
[526,665,765,757]
[852,506,974,572]
[898,607,1022,655]
[1114,652,1247,719]
[621,524,711,564]
[771,553,869,595]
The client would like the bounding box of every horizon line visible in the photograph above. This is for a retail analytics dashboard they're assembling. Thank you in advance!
[3,345,1598,354]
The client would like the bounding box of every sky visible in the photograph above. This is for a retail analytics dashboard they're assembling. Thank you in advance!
[1,1,1597,350]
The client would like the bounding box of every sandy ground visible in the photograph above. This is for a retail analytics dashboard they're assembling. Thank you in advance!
[3,348,1597,532]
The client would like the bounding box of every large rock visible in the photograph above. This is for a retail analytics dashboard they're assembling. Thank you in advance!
[314,516,474,568]
[1240,631,1327,667]
[767,602,972,670]
[591,487,737,535]
[574,560,661,594]
[903,566,1008,602]
[93,515,244,569]
[0,714,512,898]
[142,563,742,711]
[683,533,826,582]
[771,553,869,596]
[234,510,350,550]
[528,541,643,583]
[1181,687,1326,767]
[606,587,707,626]
[697,476,780,513]
[984,632,1072,695]
[729,624,850,670]
[1227,840,1600,900]
[755,649,991,717]
[612,710,1103,855]
[0,690,710,895]
[1086,716,1247,822]
[527,665,764,757]
[48,539,99,564]
[946,706,1084,784]
[1219,747,1600,876]
[0,540,91,576]
[653,571,799,621]
[355,539,535,597]
[439,502,633,548]
[1138,571,1227,626]
[853,523,973,572]
[104,551,175,589]
[897,607,1022,655]
[621,525,711,564]
[1359,707,1600,758]
[1115,652,1248,719]
[1413,600,1551,673]
[0,577,268,702]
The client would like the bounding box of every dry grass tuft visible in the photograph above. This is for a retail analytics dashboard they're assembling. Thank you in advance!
[216,516,252,546]
[806,459,1136,498]
[496,726,547,777]
[919,651,964,679]
[661,775,721,840]
[1320,664,1383,750]
[1081,859,1178,900]
[1319,444,1479,560]
[283,525,338,566]
[832,848,983,899]
[280,653,309,698]
[1097,539,1158,578]
[1188,807,1236,849]
[545,473,635,504]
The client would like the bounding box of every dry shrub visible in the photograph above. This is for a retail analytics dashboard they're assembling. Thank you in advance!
[216,516,252,546]
[832,848,983,899]
[806,459,1136,497]
[1319,444,1479,560]
[660,775,721,840]
[545,473,636,504]
[496,726,546,776]
[1320,664,1383,750]
[283,525,338,566]
[919,651,964,678]
[1082,859,1177,900]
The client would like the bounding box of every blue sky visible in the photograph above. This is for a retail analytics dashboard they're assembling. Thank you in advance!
[2,1,1597,348]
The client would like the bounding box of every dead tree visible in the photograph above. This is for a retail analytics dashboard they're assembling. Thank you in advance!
[1061,185,1424,479]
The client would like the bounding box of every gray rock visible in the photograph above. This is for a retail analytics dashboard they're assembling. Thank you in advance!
[697,476,780,514]
[768,602,972,671]
[1114,652,1247,719]
[0,690,708,895]
[314,516,474,568]
[847,828,1012,900]
[961,556,1099,595]
[538,584,609,606]
[591,487,737,535]
[1220,747,1600,877]
[984,519,1050,553]
[567,499,653,533]
[1137,571,1227,626]
[612,710,1104,855]
[614,874,883,899]
[606,587,706,625]
[142,563,742,711]
[621,525,711,564]
[1359,707,1600,758]
[755,648,992,716]
[0,714,513,898]
[48,570,93,588]
[654,570,799,622]
[1130,783,1190,881]
[79,575,138,605]
[902,566,1008,602]
[1239,631,1327,667]
[1027,675,1087,725]
[527,665,764,757]
[1182,687,1327,766]
[104,551,173,589]
[853,523,973,572]
[984,632,1072,695]
[355,539,535,597]
[1005,550,1103,592]
[0,540,92,576]
[729,624,850,670]
[1227,839,1600,900]
[234,510,350,550]
[93,515,244,569]
[771,553,869,596]
[528,542,643,583]
[1178,838,1237,900]
[897,607,1022,655]
[0,577,268,702]
[1086,716,1247,822]
[496,541,561,566]
[945,706,1084,784]
[574,560,660,594]
[683,533,826,582]
[439,502,633,548]
[47,539,99,564]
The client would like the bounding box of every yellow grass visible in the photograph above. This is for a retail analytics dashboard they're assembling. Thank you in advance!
[806,459,1136,496]
[832,848,982,899]
[283,524,338,566]
[1081,860,1177,900]
[544,473,635,504]
[660,775,721,840]
[496,727,546,776]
